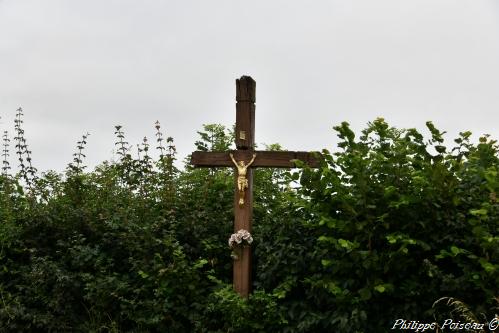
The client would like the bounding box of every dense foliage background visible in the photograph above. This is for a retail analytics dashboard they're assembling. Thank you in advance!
[0,112,498,332]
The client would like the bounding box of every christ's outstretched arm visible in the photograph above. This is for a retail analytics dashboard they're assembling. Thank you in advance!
[229,153,237,166]
[247,153,256,167]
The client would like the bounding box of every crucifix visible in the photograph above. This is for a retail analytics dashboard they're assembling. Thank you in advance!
[190,76,319,298]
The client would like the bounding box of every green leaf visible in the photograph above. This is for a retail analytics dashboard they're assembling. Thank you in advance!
[318,235,335,243]
[470,208,488,216]
[321,259,332,267]
[359,288,371,300]
[292,159,305,168]
[326,282,343,295]
[194,258,208,269]
[338,238,354,250]
[386,235,397,244]
[479,259,496,273]
[138,270,149,279]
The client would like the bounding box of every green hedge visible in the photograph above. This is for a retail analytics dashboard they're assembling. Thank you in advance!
[0,119,497,332]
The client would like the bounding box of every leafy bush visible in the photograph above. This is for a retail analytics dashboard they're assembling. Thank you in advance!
[0,113,497,332]
[292,118,498,331]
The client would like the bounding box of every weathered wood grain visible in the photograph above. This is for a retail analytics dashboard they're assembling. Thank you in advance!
[233,168,253,298]
[235,76,255,150]
[191,150,321,168]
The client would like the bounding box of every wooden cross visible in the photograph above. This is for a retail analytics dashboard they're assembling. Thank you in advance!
[190,76,319,298]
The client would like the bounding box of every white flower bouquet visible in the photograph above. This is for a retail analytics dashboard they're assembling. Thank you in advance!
[228,229,253,249]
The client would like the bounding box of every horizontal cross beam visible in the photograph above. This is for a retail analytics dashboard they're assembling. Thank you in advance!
[191,150,320,168]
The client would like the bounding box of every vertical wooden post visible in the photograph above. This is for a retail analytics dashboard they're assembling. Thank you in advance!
[233,169,253,298]
[235,76,256,150]
[233,76,255,298]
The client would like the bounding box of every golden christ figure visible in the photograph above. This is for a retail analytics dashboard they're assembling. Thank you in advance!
[230,153,256,206]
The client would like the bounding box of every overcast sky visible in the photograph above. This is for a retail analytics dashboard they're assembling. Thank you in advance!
[1,0,498,173]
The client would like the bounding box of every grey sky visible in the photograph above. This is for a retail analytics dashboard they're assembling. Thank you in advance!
[1,0,498,173]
